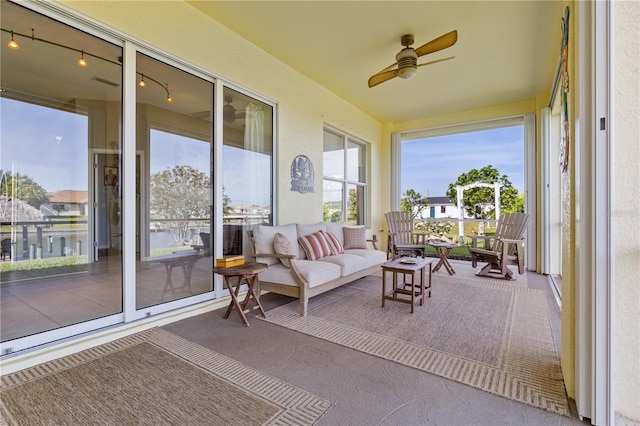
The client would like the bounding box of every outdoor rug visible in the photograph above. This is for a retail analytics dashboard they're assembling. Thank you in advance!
[0,328,332,425]
[259,274,569,416]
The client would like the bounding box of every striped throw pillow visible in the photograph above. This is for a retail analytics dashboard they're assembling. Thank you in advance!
[298,231,332,260]
[321,230,344,255]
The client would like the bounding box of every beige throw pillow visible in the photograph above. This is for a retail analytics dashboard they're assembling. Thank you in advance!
[343,227,367,249]
[273,232,296,268]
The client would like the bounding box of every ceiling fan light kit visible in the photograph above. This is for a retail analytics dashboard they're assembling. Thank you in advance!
[368,30,458,88]
[395,48,417,79]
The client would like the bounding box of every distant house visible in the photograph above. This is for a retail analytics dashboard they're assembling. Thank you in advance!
[46,190,89,216]
[417,196,460,220]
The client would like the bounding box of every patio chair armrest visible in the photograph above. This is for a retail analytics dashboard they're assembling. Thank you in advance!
[468,234,492,249]
[498,238,525,245]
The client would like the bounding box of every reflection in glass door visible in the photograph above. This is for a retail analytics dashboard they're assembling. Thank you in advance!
[135,52,214,310]
[0,1,124,350]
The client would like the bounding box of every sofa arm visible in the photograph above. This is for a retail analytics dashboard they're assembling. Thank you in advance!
[367,235,379,250]
[248,253,296,261]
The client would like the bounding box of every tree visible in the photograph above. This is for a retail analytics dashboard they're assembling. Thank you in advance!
[347,188,357,223]
[150,165,210,245]
[222,186,235,215]
[0,170,49,209]
[400,189,428,218]
[446,165,521,219]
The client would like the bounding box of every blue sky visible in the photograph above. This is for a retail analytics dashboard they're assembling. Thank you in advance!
[2,97,523,204]
[1,98,88,192]
[400,126,524,198]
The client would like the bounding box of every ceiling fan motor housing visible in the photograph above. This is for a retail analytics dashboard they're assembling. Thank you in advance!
[396,48,418,79]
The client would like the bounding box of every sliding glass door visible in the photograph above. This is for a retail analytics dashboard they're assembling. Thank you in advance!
[135,52,214,310]
[0,0,276,355]
[1,1,124,347]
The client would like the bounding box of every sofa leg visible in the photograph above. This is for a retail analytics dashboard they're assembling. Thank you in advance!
[300,298,308,317]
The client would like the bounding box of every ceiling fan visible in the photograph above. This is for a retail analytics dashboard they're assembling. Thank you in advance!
[223,95,245,123]
[367,30,458,88]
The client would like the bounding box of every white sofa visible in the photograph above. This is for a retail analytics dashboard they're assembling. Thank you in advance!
[247,222,386,316]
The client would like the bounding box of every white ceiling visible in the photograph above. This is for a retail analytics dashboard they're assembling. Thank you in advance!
[187,1,565,123]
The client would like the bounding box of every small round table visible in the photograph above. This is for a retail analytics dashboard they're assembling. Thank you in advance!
[427,242,458,275]
[212,262,268,326]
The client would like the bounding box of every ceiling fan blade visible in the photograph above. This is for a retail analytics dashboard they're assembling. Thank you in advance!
[414,30,458,57]
[368,69,399,88]
[377,62,398,75]
[416,56,456,68]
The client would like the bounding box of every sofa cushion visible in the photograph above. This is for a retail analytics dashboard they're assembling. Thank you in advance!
[325,221,348,246]
[345,248,387,268]
[253,224,299,265]
[321,230,344,255]
[257,263,298,287]
[343,226,367,249]
[273,232,296,268]
[318,253,368,276]
[295,260,342,288]
[298,231,332,260]
[296,222,327,238]
[260,259,341,289]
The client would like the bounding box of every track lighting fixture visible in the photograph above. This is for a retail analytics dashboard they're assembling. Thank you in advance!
[7,30,19,49]
[77,50,87,67]
[2,27,174,102]
[135,72,172,103]
[166,84,172,103]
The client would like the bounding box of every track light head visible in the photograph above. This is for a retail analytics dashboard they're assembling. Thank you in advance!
[77,50,87,67]
[8,31,19,49]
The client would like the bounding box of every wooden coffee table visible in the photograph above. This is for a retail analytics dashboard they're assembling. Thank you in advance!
[381,257,432,313]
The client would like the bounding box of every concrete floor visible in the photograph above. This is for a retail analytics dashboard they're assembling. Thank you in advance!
[164,262,586,426]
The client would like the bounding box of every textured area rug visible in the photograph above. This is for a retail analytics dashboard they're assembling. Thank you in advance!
[260,274,569,416]
[0,328,332,425]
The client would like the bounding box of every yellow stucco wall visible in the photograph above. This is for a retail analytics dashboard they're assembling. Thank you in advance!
[60,0,385,237]
[614,1,640,420]
[560,1,576,402]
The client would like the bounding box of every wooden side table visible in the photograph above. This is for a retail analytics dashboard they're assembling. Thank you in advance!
[212,262,268,326]
[427,242,458,275]
[381,257,432,313]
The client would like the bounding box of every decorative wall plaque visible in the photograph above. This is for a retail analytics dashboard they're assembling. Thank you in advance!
[559,6,570,173]
[290,155,314,193]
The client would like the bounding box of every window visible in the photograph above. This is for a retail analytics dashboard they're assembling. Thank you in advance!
[322,127,367,225]
[441,206,447,214]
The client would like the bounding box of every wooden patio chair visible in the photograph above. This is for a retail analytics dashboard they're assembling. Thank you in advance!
[385,211,426,259]
[469,212,531,280]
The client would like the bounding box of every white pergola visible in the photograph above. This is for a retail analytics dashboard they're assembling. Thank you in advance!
[456,182,501,243]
